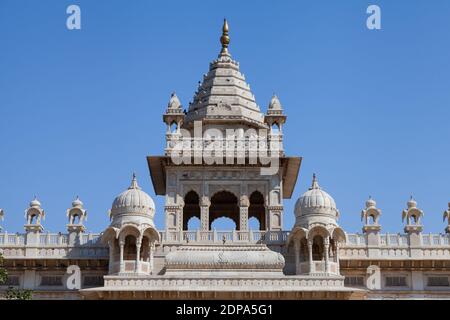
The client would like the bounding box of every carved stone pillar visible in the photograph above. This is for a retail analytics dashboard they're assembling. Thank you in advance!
[135,240,141,273]
[119,240,125,274]
[239,195,249,231]
[149,243,155,274]
[308,239,313,274]
[200,196,210,232]
[294,239,300,275]
[324,237,330,273]
[108,241,114,274]
[336,242,341,275]
[267,206,283,231]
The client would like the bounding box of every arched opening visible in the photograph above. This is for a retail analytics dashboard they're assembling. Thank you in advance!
[29,214,37,225]
[411,214,418,224]
[183,190,200,230]
[248,217,260,230]
[123,235,137,260]
[170,121,178,133]
[312,235,324,261]
[139,236,151,262]
[211,217,236,230]
[209,191,239,230]
[368,214,375,225]
[249,191,265,230]
[71,213,80,224]
[271,122,280,134]
[187,216,201,230]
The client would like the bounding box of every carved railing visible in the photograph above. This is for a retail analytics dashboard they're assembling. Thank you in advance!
[0,232,102,247]
[164,135,284,158]
[345,233,450,247]
[342,233,450,259]
[159,230,289,244]
[0,233,25,245]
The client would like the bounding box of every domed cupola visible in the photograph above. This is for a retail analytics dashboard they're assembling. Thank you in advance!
[109,173,156,228]
[294,174,340,228]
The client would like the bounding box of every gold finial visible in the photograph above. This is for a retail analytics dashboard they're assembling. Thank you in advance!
[220,19,230,54]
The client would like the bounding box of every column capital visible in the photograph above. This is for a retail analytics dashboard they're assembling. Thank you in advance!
[239,195,250,207]
[200,195,210,207]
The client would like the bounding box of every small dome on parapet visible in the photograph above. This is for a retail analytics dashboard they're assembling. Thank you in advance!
[72,196,83,208]
[30,196,41,208]
[168,92,182,110]
[365,196,376,208]
[407,196,417,209]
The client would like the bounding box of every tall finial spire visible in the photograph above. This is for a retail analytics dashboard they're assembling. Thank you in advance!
[220,19,230,55]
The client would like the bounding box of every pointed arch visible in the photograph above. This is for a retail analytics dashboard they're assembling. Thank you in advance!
[249,191,265,230]
[183,190,200,230]
[209,191,239,229]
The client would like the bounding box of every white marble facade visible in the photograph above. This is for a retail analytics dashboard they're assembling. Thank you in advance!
[1,21,450,300]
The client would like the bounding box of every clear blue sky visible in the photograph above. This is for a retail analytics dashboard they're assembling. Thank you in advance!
[0,0,449,234]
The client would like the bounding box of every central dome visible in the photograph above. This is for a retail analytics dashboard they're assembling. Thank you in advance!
[294,174,339,228]
[109,174,155,227]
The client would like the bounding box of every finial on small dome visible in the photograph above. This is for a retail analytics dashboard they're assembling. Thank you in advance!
[129,172,141,190]
[220,19,230,55]
[407,195,417,208]
[366,195,376,208]
[30,195,41,208]
[72,195,83,207]
[310,173,320,190]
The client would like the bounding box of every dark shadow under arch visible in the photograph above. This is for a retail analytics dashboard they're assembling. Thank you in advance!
[209,191,239,230]
[183,190,200,230]
[249,191,266,230]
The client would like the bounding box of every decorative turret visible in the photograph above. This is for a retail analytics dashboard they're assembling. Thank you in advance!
[66,196,87,234]
[265,95,286,131]
[0,208,4,231]
[361,196,381,233]
[102,173,160,275]
[264,94,286,153]
[443,203,450,233]
[163,92,185,134]
[361,196,382,247]
[24,196,45,232]
[289,174,345,276]
[402,196,424,234]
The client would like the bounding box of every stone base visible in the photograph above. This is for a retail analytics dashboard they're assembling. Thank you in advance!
[80,274,365,300]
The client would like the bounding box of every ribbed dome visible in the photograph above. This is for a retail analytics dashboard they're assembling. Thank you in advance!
[110,174,155,223]
[294,174,339,227]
